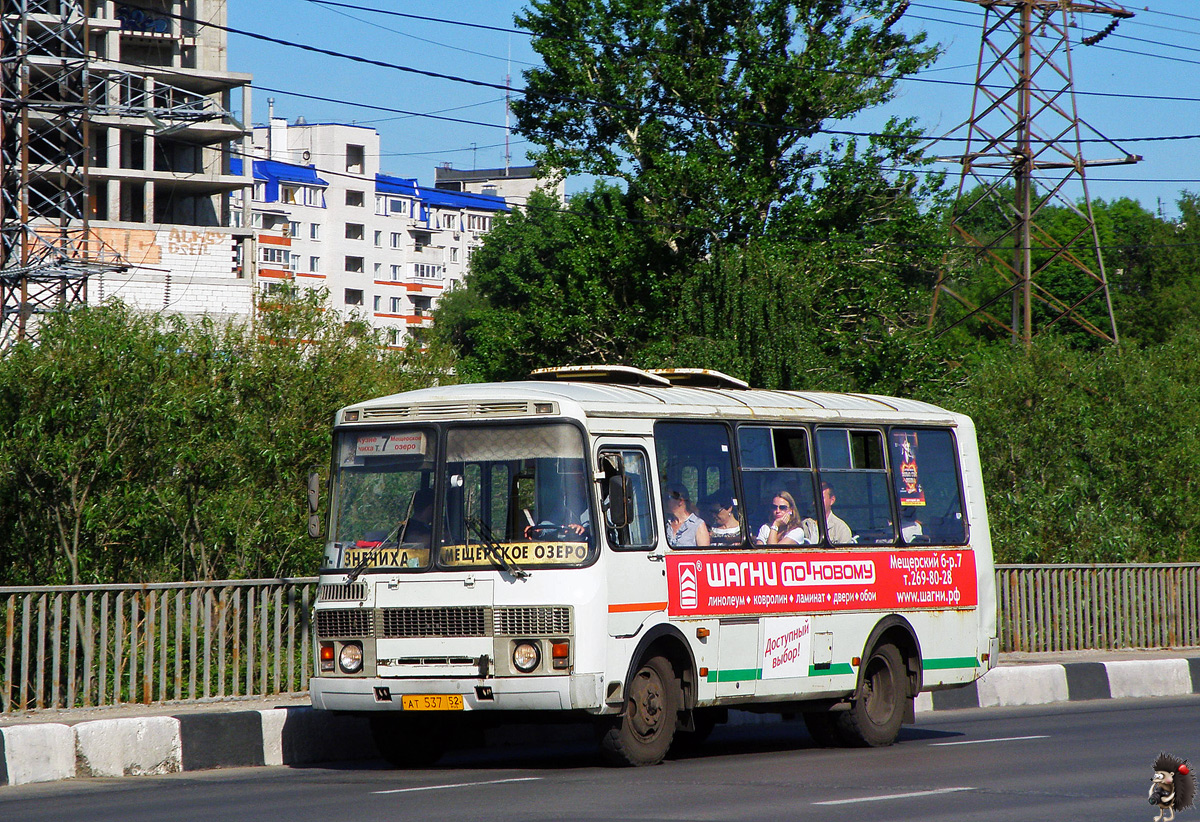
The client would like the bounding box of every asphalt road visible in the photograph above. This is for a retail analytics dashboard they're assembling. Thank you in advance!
[0,697,1191,822]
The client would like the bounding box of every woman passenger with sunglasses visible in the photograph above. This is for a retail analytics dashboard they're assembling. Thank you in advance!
[755,491,815,545]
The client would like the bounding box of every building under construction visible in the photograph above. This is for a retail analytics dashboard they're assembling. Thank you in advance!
[0,0,254,346]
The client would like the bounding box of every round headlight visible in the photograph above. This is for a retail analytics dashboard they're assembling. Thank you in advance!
[512,641,541,673]
[339,642,363,673]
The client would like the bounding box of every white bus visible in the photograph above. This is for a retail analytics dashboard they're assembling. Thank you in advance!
[309,366,997,766]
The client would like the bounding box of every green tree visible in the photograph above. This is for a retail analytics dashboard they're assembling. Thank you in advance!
[0,292,452,584]
[433,185,680,381]
[514,0,937,252]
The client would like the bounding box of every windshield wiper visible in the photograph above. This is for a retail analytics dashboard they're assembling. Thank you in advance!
[347,491,417,583]
[466,517,529,580]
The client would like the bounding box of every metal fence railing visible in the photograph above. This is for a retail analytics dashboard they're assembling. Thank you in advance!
[995,563,1200,653]
[0,578,316,713]
[2,564,1199,713]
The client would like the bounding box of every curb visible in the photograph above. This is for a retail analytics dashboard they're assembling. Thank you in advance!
[3,657,1198,787]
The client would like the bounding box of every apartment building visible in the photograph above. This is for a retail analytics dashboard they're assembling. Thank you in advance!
[434,163,565,208]
[1,0,255,330]
[82,1,254,318]
[234,118,510,347]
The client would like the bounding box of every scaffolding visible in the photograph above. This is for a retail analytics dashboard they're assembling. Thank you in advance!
[928,0,1140,347]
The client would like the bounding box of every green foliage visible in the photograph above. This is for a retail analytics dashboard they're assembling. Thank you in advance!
[0,293,451,584]
[928,334,1200,563]
[514,0,937,251]
[432,185,681,381]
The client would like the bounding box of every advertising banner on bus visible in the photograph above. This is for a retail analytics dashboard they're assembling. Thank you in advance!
[667,549,977,617]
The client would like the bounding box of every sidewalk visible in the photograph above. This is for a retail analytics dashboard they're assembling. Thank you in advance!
[3,649,1198,787]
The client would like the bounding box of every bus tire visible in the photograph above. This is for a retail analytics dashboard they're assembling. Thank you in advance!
[369,714,446,768]
[599,655,680,766]
[836,642,906,747]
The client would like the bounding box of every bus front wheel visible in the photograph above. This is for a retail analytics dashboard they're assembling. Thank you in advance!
[599,655,680,766]
[836,642,906,747]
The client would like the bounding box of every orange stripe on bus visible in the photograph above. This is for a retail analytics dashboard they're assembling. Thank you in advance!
[608,602,668,613]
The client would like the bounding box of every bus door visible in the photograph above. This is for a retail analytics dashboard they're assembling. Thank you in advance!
[595,440,662,637]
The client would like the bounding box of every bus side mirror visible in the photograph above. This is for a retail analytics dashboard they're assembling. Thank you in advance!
[307,471,322,539]
[606,474,630,529]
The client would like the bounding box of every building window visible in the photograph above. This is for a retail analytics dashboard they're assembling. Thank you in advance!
[390,232,402,249]
[309,256,320,272]
[345,256,364,273]
[344,288,364,306]
[467,214,492,231]
[260,247,289,265]
[373,295,381,312]
[375,195,387,215]
[413,263,442,279]
[346,144,365,174]
[389,328,401,346]
[253,183,265,201]
[281,185,300,204]
[412,296,432,317]
[309,223,320,240]
[346,189,364,207]
[389,198,405,214]
[413,231,432,251]
[390,265,401,281]
[450,247,459,263]
[345,223,364,240]
[287,220,300,238]
[374,230,382,247]
[373,262,382,276]
[390,296,402,313]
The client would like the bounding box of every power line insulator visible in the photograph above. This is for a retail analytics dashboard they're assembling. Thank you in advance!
[883,1,910,29]
[1082,17,1120,46]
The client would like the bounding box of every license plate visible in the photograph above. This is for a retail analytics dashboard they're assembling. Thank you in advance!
[401,693,464,711]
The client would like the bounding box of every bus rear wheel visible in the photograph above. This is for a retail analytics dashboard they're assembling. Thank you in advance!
[599,655,680,766]
[369,714,446,768]
[836,642,906,747]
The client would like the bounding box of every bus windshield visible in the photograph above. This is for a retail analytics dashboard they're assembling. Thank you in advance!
[327,422,595,574]
[439,423,594,571]
[331,427,437,572]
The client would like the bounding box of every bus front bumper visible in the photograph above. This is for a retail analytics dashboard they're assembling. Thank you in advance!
[310,673,604,713]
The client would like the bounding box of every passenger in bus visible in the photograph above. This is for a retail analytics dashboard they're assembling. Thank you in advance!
[755,491,818,545]
[703,492,742,545]
[664,488,710,547]
[821,482,854,544]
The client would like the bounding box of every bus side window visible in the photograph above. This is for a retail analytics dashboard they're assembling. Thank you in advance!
[600,448,655,550]
[738,426,820,546]
[816,428,895,546]
[655,422,737,549]
[889,428,968,545]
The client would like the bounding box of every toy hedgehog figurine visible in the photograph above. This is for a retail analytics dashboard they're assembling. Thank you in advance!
[1150,752,1196,822]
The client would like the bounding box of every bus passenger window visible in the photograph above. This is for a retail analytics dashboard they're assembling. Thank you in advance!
[655,422,737,549]
[889,429,967,545]
[737,426,820,546]
[816,428,894,546]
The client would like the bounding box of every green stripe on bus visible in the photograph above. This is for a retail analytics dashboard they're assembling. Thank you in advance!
[808,663,855,677]
[922,656,980,670]
[706,668,761,683]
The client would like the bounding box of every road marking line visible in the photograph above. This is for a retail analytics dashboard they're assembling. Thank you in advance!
[932,734,1049,746]
[374,777,543,795]
[813,787,975,805]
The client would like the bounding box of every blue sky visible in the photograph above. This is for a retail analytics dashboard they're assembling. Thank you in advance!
[229,1,1200,216]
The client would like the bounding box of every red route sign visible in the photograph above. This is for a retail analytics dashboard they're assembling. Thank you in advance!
[667,549,977,617]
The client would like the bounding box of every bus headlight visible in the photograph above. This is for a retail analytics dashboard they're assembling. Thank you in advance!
[512,641,540,673]
[339,642,363,673]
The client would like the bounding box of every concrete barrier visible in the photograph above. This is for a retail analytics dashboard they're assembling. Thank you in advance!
[74,717,182,778]
[1,723,74,786]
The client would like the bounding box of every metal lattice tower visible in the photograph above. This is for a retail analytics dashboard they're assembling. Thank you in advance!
[928,1,1140,348]
[0,0,114,347]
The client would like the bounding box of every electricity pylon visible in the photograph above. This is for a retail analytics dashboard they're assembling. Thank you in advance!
[928,0,1139,348]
